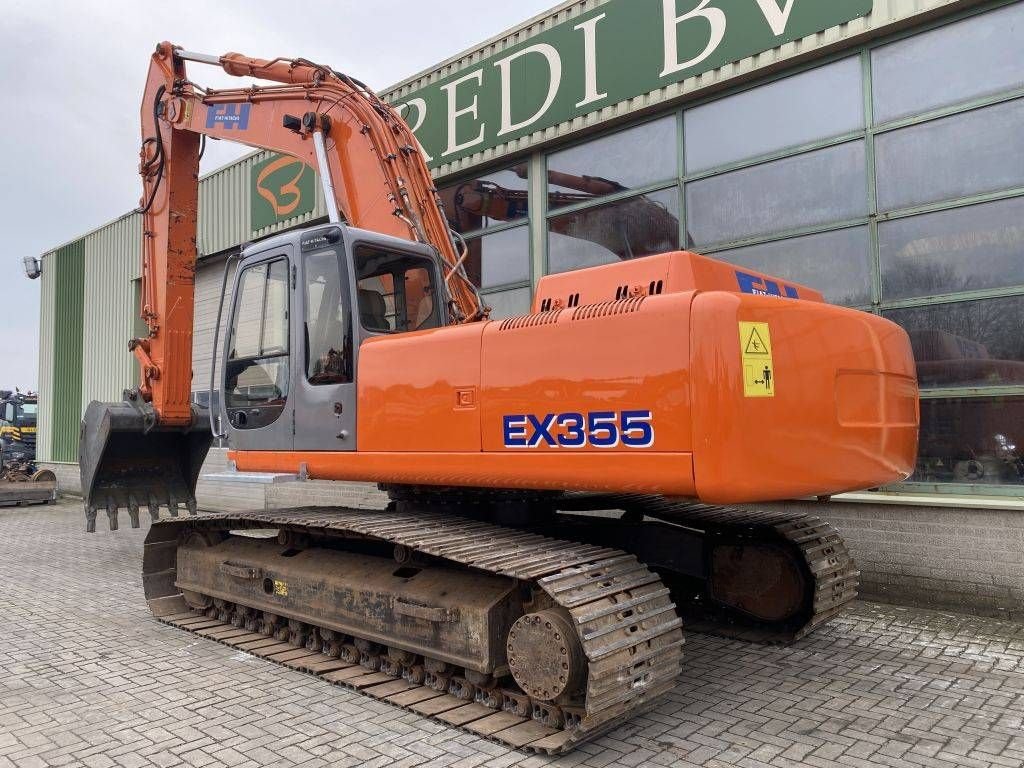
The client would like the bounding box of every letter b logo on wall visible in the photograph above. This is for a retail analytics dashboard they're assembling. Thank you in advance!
[251,154,317,232]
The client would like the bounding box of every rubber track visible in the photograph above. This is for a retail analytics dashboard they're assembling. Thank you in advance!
[144,508,685,754]
[557,494,860,643]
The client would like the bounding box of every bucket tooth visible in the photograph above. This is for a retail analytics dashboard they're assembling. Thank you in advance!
[85,504,97,533]
[128,495,141,529]
[106,499,119,531]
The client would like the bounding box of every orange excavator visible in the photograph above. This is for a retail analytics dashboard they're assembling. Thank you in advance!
[79,43,919,753]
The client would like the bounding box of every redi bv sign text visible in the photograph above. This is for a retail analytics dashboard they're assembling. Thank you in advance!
[391,0,872,166]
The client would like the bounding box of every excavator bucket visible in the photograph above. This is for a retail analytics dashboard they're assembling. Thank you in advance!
[80,401,212,532]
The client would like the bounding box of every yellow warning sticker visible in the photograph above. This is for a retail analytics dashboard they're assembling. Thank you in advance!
[738,321,775,398]
[273,580,288,596]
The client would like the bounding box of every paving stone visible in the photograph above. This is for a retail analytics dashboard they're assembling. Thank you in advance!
[1,498,1023,768]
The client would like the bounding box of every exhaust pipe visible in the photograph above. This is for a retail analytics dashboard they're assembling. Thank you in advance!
[79,400,212,532]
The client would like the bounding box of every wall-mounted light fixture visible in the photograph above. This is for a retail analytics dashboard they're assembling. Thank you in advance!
[23,256,41,280]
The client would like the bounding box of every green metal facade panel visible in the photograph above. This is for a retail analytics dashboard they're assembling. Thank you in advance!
[35,250,56,463]
[50,240,85,463]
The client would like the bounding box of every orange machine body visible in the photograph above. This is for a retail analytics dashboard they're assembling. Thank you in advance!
[233,251,919,504]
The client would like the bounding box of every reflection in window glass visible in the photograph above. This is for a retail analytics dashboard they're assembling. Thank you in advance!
[872,3,1024,124]
[463,225,530,289]
[228,263,267,360]
[304,250,351,384]
[483,287,533,320]
[548,188,679,274]
[875,98,1024,213]
[229,260,289,360]
[884,296,1024,389]
[879,197,1024,300]
[686,142,867,247]
[713,227,871,306]
[910,396,1024,486]
[262,260,290,354]
[546,117,677,209]
[685,57,863,173]
[437,164,529,234]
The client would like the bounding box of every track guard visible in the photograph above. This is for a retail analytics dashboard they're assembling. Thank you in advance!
[80,400,212,532]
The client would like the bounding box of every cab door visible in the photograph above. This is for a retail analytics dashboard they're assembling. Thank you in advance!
[292,237,357,450]
[223,249,295,452]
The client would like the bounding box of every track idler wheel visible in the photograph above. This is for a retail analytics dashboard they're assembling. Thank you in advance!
[31,469,56,483]
[506,609,585,703]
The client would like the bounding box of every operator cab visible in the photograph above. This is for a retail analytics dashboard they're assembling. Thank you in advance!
[220,224,448,452]
[0,391,38,463]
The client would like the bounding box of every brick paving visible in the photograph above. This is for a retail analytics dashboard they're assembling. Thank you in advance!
[2,498,1023,768]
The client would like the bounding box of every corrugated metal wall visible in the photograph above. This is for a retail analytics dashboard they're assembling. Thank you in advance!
[192,256,236,395]
[35,250,57,463]
[80,214,141,413]
[50,240,85,463]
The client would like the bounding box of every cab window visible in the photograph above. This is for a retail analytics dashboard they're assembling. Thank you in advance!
[304,249,352,384]
[355,247,441,333]
[225,258,290,429]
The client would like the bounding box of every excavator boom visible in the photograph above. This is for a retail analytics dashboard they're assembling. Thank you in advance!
[81,43,483,528]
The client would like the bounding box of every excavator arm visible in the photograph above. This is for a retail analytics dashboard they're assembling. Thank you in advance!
[138,42,482,421]
[80,42,484,530]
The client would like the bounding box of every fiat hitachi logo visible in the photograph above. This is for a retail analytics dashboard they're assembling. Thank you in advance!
[735,270,800,299]
[205,103,251,130]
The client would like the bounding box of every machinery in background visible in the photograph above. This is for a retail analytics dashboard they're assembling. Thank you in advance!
[0,390,56,505]
[74,43,919,753]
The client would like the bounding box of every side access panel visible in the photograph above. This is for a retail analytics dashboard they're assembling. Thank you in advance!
[357,322,486,452]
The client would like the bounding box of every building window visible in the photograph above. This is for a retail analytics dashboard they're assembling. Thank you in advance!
[685,141,868,248]
[439,163,533,317]
[546,116,677,210]
[913,396,1024,487]
[871,2,1024,125]
[883,297,1024,390]
[547,188,679,274]
[684,56,863,173]
[874,98,1024,213]
[437,165,529,235]
[878,196,1024,300]
[456,225,530,290]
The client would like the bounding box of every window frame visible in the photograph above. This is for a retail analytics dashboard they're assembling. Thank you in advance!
[223,254,292,427]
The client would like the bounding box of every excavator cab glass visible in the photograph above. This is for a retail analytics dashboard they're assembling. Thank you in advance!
[354,246,441,334]
[225,258,291,430]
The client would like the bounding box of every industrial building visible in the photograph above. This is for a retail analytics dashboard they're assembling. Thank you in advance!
[32,0,1024,617]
